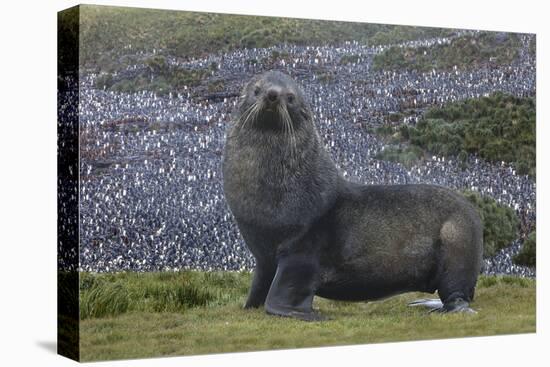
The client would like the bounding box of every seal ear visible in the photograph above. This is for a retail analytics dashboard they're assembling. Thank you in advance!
[237,93,247,110]
[238,76,259,110]
[236,82,252,112]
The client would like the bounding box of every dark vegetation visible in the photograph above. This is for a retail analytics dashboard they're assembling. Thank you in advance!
[339,54,361,65]
[79,5,455,73]
[95,55,210,95]
[375,145,424,168]
[462,191,519,258]
[514,231,536,267]
[376,93,536,176]
[373,32,522,72]
[529,36,536,57]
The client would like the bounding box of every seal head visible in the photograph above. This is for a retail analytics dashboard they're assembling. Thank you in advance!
[236,70,311,133]
[223,70,340,233]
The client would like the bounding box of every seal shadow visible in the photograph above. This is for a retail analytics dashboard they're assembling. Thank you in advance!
[36,340,57,354]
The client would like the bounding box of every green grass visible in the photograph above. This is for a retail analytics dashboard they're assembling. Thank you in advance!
[78,5,455,72]
[375,93,536,177]
[373,32,522,72]
[80,271,250,318]
[79,272,535,362]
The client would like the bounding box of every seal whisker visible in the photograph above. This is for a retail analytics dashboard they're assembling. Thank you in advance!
[238,102,257,132]
[278,104,292,160]
[244,103,258,132]
[237,104,251,130]
[283,105,297,160]
[243,100,262,132]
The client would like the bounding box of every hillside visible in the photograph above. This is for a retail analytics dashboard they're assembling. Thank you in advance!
[78,5,456,72]
[373,31,522,71]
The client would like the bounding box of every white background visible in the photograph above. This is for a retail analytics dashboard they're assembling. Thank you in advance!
[0,0,547,366]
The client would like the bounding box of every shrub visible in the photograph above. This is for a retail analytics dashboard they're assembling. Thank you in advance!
[375,145,423,168]
[462,190,519,257]
[339,54,360,65]
[396,93,535,177]
[375,124,396,136]
[95,73,114,90]
[513,232,536,267]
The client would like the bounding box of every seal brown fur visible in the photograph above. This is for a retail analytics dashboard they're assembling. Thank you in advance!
[222,71,483,321]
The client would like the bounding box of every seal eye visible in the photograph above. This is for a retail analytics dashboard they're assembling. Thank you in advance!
[287,94,295,103]
[254,87,261,96]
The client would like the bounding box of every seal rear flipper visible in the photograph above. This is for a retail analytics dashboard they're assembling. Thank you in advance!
[264,254,324,321]
[434,297,477,314]
[408,298,443,310]
[409,298,477,314]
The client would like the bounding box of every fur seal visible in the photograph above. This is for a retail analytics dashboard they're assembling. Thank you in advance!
[222,70,483,321]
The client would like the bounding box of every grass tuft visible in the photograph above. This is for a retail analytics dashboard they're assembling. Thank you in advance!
[79,271,251,319]
[81,281,129,319]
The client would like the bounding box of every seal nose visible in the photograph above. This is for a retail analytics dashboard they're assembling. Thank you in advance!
[266,88,279,103]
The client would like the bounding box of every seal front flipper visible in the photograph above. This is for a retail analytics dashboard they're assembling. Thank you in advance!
[243,261,276,309]
[264,254,326,321]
